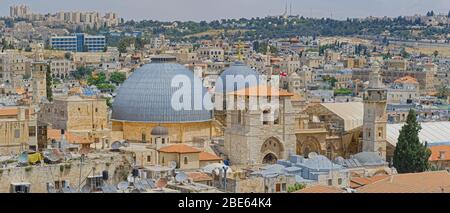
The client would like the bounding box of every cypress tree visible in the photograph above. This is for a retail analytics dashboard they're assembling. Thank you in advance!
[46,65,53,102]
[393,109,431,173]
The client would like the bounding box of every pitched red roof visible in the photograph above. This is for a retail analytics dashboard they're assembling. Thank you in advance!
[158,144,201,154]
[199,151,222,161]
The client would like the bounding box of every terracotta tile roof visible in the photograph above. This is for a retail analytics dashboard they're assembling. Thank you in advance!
[199,151,222,161]
[158,144,201,154]
[394,76,418,84]
[231,85,294,97]
[429,145,450,161]
[295,185,345,193]
[47,128,91,144]
[350,175,389,189]
[186,172,212,182]
[0,108,18,116]
[357,171,450,193]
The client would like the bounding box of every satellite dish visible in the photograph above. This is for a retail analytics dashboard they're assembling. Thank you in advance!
[155,178,168,189]
[110,141,122,150]
[308,152,318,159]
[81,184,91,193]
[169,161,177,170]
[117,181,129,191]
[175,171,188,183]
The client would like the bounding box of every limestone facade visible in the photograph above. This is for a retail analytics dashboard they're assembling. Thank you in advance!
[112,121,213,143]
[39,96,109,144]
[225,95,297,165]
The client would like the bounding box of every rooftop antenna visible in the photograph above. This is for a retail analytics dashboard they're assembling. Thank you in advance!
[290,2,292,16]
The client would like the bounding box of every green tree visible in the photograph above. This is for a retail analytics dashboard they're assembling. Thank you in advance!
[118,40,128,53]
[433,50,439,58]
[110,72,126,85]
[72,67,93,80]
[393,109,431,173]
[64,52,72,60]
[287,183,306,193]
[46,65,53,102]
[87,72,107,86]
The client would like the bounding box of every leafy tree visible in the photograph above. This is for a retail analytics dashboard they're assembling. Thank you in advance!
[437,83,449,98]
[433,50,439,58]
[117,39,128,53]
[110,72,126,85]
[72,67,93,80]
[46,65,53,102]
[87,72,107,86]
[105,97,113,108]
[400,48,410,58]
[393,109,431,173]
[64,52,72,60]
[322,76,337,88]
[334,88,353,96]
[287,183,306,193]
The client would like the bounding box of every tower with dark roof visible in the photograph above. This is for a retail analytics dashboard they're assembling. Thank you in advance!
[362,61,388,160]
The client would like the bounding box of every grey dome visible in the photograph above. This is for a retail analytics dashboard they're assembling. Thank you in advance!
[111,63,212,123]
[151,126,169,136]
[351,152,385,166]
[215,61,260,93]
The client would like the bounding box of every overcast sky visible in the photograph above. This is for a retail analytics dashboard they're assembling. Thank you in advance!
[1,0,449,21]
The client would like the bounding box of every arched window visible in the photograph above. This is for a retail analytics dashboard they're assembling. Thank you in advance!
[142,133,146,143]
[184,157,188,165]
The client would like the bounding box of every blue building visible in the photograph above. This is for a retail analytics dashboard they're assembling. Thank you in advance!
[50,33,106,52]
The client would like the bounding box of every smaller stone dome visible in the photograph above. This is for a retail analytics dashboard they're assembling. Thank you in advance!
[151,126,169,136]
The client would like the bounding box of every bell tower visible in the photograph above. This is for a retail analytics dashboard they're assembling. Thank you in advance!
[362,61,388,160]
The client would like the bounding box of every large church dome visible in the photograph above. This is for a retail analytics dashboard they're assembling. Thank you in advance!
[111,62,212,123]
[215,61,260,93]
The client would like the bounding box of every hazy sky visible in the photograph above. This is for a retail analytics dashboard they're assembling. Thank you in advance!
[1,0,449,21]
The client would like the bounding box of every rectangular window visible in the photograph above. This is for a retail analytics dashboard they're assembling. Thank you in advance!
[147,156,151,162]
[29,126,36,137]
[328,179,333,186]
[338,178,342,185]
[275,184,281,192]
[14,129,20,138]
[281,183,286,192]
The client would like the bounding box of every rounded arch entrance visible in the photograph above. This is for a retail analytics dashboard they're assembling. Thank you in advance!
[260,137,284,164]
[296,136,321,157]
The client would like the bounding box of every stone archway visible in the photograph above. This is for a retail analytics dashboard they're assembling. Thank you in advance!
[262,153,278,164]
[260,137,284,164]
[296,136,321,157]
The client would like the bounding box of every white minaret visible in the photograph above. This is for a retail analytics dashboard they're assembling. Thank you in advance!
[362,61,388,160]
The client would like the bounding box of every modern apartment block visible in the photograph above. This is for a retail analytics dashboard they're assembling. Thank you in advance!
[50,33,106,52]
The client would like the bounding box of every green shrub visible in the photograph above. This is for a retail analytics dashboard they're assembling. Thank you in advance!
[25,166,33,172]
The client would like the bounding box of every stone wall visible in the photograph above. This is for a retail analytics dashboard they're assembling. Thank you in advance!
[0,154,131,193]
